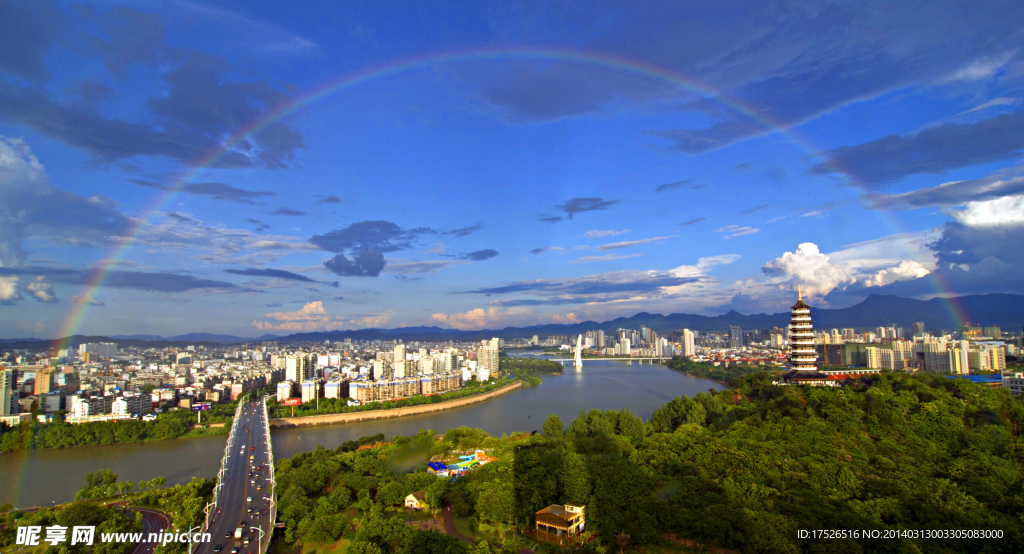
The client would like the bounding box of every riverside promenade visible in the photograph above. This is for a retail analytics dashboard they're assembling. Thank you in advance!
[268,381,523,428]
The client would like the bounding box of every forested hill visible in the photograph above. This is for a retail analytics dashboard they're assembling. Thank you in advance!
[272,372,1024,553]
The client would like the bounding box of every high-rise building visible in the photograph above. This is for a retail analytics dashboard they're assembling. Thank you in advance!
[1,367,18,416]
[476,344,499,376]
[729,326,742,349]
[682,329,695,357]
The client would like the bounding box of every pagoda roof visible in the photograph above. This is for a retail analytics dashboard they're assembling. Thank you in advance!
[790,299,811,310]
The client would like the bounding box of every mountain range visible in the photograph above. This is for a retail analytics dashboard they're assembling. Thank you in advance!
[3,294,1022,350]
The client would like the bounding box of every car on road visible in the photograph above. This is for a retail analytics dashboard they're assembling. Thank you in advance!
[224,532,232,539]
[243,538,250,546]
[231,548,239,554]
[247,496,252,502]
[214,546,222,552]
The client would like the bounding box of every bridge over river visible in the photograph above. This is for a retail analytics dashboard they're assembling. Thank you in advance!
[193,396,277,554]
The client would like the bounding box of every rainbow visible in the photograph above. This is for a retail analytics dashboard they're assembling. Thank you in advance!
[51,46,968,353]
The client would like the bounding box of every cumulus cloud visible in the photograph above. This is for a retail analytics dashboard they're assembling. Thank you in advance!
[948,194,1024,227]
[430,307,532,330]
[323,250,387,277]
[552,313,580,324]
[0,276,20,302]
[762,243,855,297]
[26,276,57,303]
[862,260,932,287]
[253,301,339,332]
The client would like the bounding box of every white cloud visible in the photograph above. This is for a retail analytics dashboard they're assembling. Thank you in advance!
[596,236,672,251]
[552,312,579,324]
[762,242,855,297]
[71,293,105,306]
[948,194,1024,227]
[585,229,630,239]
[569,253,642,263]
[863,260,932,287]
[430,307,531,330]
[0,276,19,301]
[254,301,338,331]
[26,277,57,303]
[715,225,760,238]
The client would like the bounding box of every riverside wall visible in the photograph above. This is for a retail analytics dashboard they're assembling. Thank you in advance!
[268,380,523,428]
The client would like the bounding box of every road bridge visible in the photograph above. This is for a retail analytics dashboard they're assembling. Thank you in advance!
[193,395,276,554]
[549,357,673,365]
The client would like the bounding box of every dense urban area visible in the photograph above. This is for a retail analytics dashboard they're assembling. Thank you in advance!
[2,319,1022,442]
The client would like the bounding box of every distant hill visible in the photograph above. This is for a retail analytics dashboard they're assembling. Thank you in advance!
[5,293,1022,350]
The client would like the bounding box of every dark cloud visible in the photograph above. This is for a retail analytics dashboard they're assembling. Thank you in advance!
[654,179,698,193]
[463,272,696,297]
[537,216,563,223]
[734,163,752,170]
[317,195,341,204]
[166,212,198,224]
[460,249,499,261]
[310,221,439,277]
[130,180,275,204]
[442,223,483,237]
[334,296,344,300]
[270,208,306,216]
[0,48,303,168]
[0,266,239,293]
[530,247,557,255]
[265,303,282,308]
[224,268,315,282]
[0,0,61,81]
[308,221,430,254]
[0,137,133,266]
[679,217,707,227]
[75,79,114,103]
[556,197,619,219]
[87,5,165,77]
[738,204,770,215]
[323,250,387,277]
[811,110,1024,187]
[865,172,1024,210]
[244,218,271,232]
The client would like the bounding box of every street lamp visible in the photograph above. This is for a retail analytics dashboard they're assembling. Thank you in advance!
[249,526,265,554]
[185,526,201,554]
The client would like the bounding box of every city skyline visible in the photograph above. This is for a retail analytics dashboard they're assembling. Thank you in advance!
[3,1,1024,338]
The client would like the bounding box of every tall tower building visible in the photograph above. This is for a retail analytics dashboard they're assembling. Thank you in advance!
[1,367,19,416]
[781,288,832,386]
[729,326,742,349]
[682,329,695,357]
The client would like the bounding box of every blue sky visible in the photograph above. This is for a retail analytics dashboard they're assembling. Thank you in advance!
[2,0,1024,337]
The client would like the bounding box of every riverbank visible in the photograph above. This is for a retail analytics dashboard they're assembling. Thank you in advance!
[664,365,731,387]
[269,380,523,428]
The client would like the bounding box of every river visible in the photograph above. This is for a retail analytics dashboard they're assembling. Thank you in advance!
[0,357,723,508]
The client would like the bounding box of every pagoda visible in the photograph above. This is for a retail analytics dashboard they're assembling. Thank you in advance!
[780,287,834,386]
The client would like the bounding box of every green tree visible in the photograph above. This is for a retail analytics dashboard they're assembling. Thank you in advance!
[542,414,564,438]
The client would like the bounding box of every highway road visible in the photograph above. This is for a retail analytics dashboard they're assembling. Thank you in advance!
[194,400,273,554]
[130,508,171,554]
